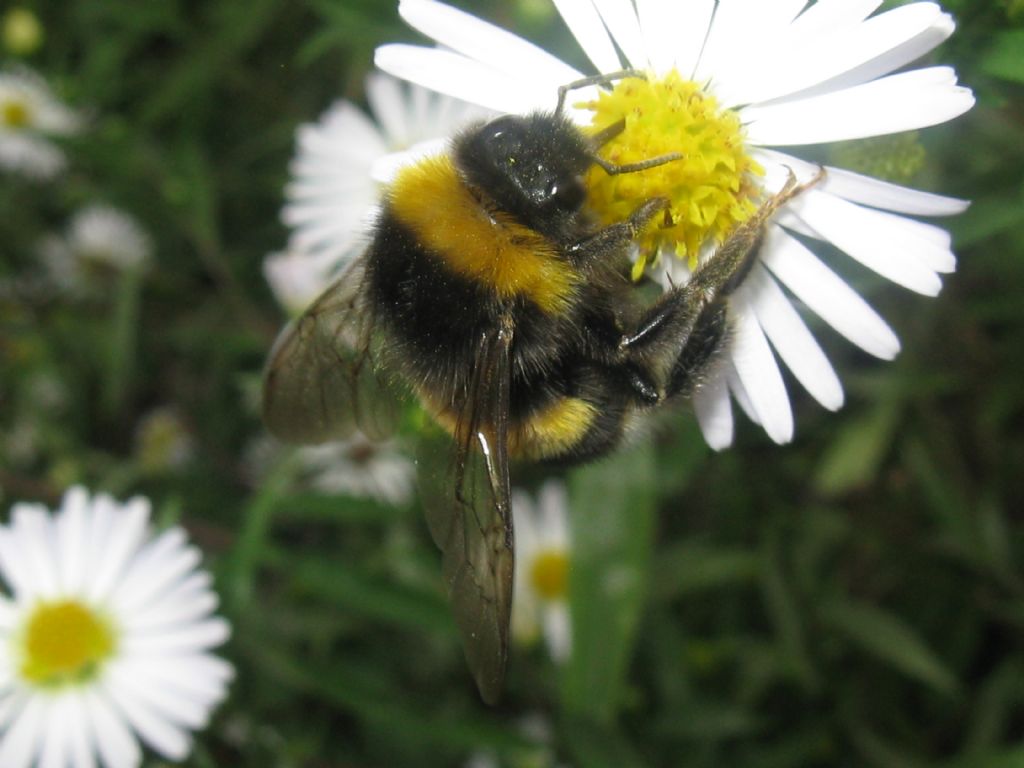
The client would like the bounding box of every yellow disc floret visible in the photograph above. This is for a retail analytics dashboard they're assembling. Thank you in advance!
[582,70,763,277]
[2,98,31,129]
[530,549,568,601]
[20,600,116,687]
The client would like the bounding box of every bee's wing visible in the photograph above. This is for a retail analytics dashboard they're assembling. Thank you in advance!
[262,257,396,444]
[419,319,515,705]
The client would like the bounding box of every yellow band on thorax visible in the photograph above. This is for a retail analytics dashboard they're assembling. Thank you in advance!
[389,156,578,314]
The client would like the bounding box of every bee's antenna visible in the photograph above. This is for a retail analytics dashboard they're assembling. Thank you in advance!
[555,69,647,116]
[560,72,684,176]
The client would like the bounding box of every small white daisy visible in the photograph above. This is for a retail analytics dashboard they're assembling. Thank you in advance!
[43,205,152,292]
[0,487,233,768]
[299,433,416,507]
[511,481,572,664]
[277,71,492,305]
[0,68,80,180]
[376,0,975,448]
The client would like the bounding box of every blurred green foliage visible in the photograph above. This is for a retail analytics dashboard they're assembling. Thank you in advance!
[3,1,1024,766]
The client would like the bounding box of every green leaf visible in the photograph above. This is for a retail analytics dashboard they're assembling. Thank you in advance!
[760,533,818,693]
[102,266,143,416]
[820,599,958,696]
[814,401,899,496]
[561,444,657,723]
[562,718,646,768]
[243,640,525,753]
[979,30,1024,83]
[652,540,759,600]
[283,554,453,635]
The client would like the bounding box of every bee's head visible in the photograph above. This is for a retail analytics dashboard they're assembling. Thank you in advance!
[455,113,592,229]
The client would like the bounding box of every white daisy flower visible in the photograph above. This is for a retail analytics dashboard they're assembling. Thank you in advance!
[299,433,416,507]
[376,0,975,449]
[0,68,80,180]
[0,488,233,768]
[43,205,152,291]
[277,71,492,307]
[511,481,572,663]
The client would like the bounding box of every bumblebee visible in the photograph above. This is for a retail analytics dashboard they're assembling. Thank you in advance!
[263,72,818,704]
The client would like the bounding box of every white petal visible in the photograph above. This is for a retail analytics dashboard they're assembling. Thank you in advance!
[740,264,844,410]
[760,225,900,359]
[56,488,91,594]
[538,481,570,547]
[0,596,17,629]
[398,0,579,83]
[727,296,794,444]
[725,359,761,426]
[0,528,36,600]
[85,497,117,595]
[754,149,970,216]
[743,66,975,146]
[375,45,550,114]
[720,3,952,107]
[63,693,97,768]
[787,0,882,39]
[697,0,806,88]
[82,689,141,768]
[666,0,715,78]
[786,190,945,295]
[692,369,734,451]
[796,10,955,99]
[123,590,218,633]
[591,0,647,69]
[365,72,411,148]
[121,617,231,654]
[39,696,70,768]
[542,603,572,663]
[551,0,622,73]
[86,499,149,602]
[106,663,210,729]
[0,691,26,729]
[116,655,233,705]
[13,506,60,599]
[103,681,191,761]
[0,693,45,768]
[370,139,450,183]
[125,571,212,630]
[109,529,197,614]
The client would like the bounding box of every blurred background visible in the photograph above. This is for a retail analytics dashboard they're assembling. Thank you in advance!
[2,0,1023,766]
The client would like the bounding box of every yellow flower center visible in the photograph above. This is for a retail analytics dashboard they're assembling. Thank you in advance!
[530,549,568,601]
[2,98,31,129]
[583,70,763,277]
[20,600,116,687]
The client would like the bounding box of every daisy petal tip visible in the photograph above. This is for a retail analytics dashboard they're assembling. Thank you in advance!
[823,388,845,413]
[705,433,733,452]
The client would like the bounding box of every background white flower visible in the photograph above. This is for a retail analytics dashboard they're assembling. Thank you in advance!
[511,481,572,664]
[272,71,492,314]
[0,487,233,768]
[299,433,416,507]
[42,205,152,292]
[0,67,80,179]
[376,0,975,449]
